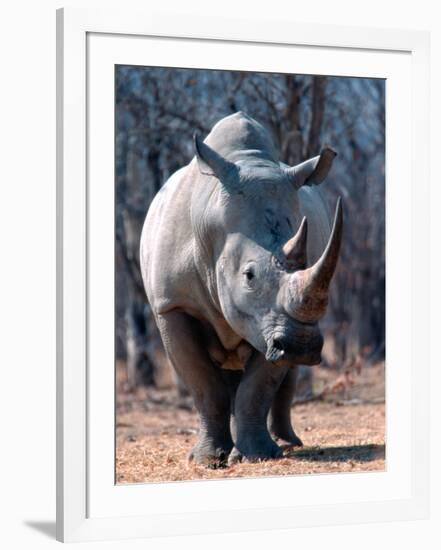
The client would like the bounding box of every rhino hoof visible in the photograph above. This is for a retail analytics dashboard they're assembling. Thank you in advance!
[227,447,243,466]
[273,433,304,449]
[228,439,283,465]
[188,444,230,469]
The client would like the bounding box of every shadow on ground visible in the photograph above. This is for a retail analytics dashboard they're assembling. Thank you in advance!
[24,521,56,539]
[285,443,385,463]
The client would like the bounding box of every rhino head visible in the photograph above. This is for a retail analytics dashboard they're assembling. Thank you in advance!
[194,133,342,367]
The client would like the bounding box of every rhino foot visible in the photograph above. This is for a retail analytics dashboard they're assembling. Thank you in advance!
[228,433,282,465]
[271,429,303,449]
[188,439,232,469]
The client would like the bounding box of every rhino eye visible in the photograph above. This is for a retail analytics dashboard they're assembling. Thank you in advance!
[243,269,255,282]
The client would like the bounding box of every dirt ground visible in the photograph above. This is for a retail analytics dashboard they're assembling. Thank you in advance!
[116,361,385,484]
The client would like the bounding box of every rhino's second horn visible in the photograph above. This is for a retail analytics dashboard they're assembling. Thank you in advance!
[282,216,308,269]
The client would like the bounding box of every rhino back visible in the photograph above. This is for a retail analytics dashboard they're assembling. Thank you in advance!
[205,111,278,162]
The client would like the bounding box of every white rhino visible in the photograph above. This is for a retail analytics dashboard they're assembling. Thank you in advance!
[140,112,342,466]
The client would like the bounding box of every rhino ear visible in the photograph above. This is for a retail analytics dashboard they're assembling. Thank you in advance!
[194,133,239,190]
[286,147,337,189]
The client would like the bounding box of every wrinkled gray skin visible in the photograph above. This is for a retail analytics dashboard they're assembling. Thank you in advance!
[140,112,342,466]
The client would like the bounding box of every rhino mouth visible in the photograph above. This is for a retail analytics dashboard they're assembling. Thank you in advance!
[265,327,323,366]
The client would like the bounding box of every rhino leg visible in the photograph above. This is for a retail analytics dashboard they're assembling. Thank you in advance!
[229,352,288,463]
[156,311,233,468]
[220,369,243,443]
[268,367,303,448]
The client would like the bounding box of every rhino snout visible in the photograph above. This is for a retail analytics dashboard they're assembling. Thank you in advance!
[265,325,324,366]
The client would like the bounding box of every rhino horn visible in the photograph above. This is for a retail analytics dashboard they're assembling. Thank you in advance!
[307,197,343,292]
[288,198,343,322]
[286,147,337,188]
[282,216,308,269]
[194,133,239,189]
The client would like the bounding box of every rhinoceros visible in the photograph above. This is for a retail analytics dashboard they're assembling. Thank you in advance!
[140,112,342,466]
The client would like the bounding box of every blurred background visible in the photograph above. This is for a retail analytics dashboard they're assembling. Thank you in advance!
[115,66,385,396]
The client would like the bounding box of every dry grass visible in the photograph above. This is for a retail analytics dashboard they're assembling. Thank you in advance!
[116,361,385,484]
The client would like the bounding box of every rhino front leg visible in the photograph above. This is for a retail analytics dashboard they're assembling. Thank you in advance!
[229,352,288,463]
[156,311,233,468]
[268,367,303,448]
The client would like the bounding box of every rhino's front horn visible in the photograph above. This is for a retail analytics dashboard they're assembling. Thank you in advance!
[307,197,343,292]
[288,198,343,323]
[282,216,308,269]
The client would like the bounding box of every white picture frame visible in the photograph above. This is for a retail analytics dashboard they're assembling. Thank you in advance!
[56,7,430,543]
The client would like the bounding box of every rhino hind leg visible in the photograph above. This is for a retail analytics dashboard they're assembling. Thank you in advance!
[155,311,233,468]
[228,353,288,464]
[268,367,303,448]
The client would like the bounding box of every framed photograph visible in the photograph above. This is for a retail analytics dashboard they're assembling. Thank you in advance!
[56,7,430,543]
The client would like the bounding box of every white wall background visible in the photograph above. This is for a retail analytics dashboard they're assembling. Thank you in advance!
[0,1,438,548]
